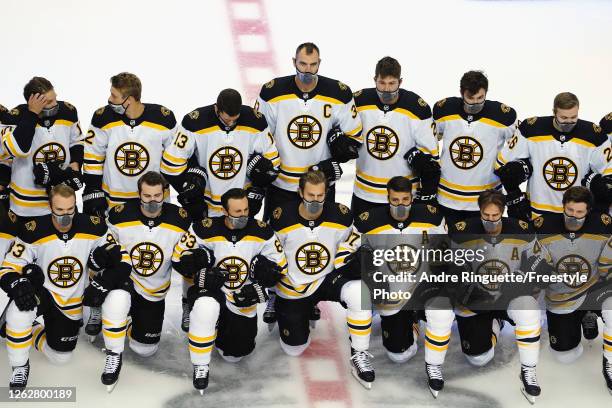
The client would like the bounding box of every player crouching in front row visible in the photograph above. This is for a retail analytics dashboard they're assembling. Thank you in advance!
[172,188,286,394]
[0,185,132,390]
[269,170,375,389]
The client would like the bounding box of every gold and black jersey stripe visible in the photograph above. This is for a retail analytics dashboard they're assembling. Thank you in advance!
[354,88,432,120]
[180,104,268,134]
[5,101,79,127]
[269,200,353,233]
[89,103,177,131]
[192,215,275,243]
[18,213,109,245]
[258,75,354,104]
[354,203,443,234]
[108,200,192,232]
[433,97,517,127]
[517,116,607,147]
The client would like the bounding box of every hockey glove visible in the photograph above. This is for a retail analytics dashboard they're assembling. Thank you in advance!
[310,159,343,183]
[246,154,278,187]
[582,171,612,206]
[177,167,207,222]
[173,248,216,279]
[88,243,123,272]
[233,283,268,307]
[246,186,265,217]
[496,159,532,191]
[0,272,37,311]
[194,266,228,291]
[249,255,282,288]
[327,127,360,163]
[505,190,532,223]
[82,188,108,218]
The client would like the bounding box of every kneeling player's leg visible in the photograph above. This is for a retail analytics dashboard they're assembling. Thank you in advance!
[101,289,131,354]
[602,297,612,361]
[424,297,454,366]
[456,312,496,367]
[5,301,37,367]
[189,295,221,366]
[276,295,312,356]
[379,309,418,363]
[340,280,372,351]
[215,305,258,363]
[546,309,584,363]
[38,302,80,365]
[507,296,541,367]
[128,293,165,357]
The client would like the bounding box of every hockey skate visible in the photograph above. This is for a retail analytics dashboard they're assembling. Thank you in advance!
[263,292,276,332]
[9,360,30,390]
[604,357,612,396]
[519,364,541,404]
[181,297,190,332]
[102,350,122,393]
[85,306,102,343]
[193,364,210,395]
[309,304,321,329]
[426,363,444,398]
[350,349,375,389]
[581,311,599,341]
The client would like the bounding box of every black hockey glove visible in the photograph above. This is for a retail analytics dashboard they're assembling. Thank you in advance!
[0,272,37,311]
[310,159,343,182]
[582,171,612,206]
[246,186,265,217]
[177,167,207,222]
[505,190,532,223]
[33,161,65,187]
[496,159,532,191]
[83,263,133,307]
[249,255,282,288]
[60,168,84,191]
[233,283,269,307]
[82,277,111,307]
[336,245,374,280]
[173,248,216,279]
[88,243,123,272]
[327,127,360,163]
[194,266,228,292]
[246,154,278,187]
[0,164,10,210]
[22,264,44,288]
[82,187,108,218]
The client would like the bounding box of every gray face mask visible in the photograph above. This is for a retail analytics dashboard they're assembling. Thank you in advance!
[52,211,75,227]
[303,199,324,215]
[564,213,586,230]
[390,203,411,219]
[228,215,248,229]
[141,200,163,214]
[296,68,317,85]
[463,100,485,114]
[41,104,59,118]
[108,98,128,115]
[554,117,577,133]
[376,88,400,104]
[482,218,502,233]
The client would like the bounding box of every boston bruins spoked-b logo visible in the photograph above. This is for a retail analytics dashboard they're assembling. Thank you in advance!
[476,259,509,291]
[556,254,590,289]
[287,115,322,149]
[366,126,398,160]
[47,256,83,288]
[130,242,164,277]
[543,157,577,191]
[219,256,249,290]
[449,137,483,169]
[115,142,150,176]
[387,244,420,275]
[33,143,66,165]
[209,146,243,180]
[296,242,330,275]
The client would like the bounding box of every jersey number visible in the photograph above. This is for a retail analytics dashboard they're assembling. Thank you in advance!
[174,132,188,149]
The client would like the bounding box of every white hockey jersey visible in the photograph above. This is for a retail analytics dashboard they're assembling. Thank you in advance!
[2,102,84,216]
[107,201,191,301]
[353,88,437,203]
[0,214,129,320]
[160,105,280,216]
[533,212,612,312]
[270,201,356,299]
[0,104,13,162]
[173,216,287,317]
[434,97,517,211]
[84,104,177,206]
[497,117,612,216]
[255,75,362,191]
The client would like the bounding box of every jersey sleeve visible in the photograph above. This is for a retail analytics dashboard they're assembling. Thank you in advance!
[334,225,361,270]
[91,226,130,265]
[252,125,281,169]
[414,116,439,160]
[69,119,85,166]
[83,119,109,186]
[259,231,288,277]
[2,108,36,158]
[0,237,36,279]
[255,95,277,135]
[496,126,530,170]
[597,236,612,279]
[588,138,612,177]
[160,124,198,177]
[334,96,363,143]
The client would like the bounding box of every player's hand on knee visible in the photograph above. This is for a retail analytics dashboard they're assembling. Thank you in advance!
[194,266,227,291]
[173,248,215,279]
[88,243,122,272]
[1,272,38,311]
[83,277,111,307]
[233,283,268,307]
[249,255,282,288]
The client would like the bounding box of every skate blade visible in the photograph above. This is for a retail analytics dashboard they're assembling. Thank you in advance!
[520,387,536,405]
[199,389,204,396]
[429,387,439,399]
[88,335,97,343]
[106,382,118,393]
[350,368,372,390]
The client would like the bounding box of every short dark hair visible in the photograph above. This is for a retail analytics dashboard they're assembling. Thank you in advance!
[478,189,506,212]
[375,56,401,80]
[111,72,142,101]
[23,77,54,101]
[460,70,488,97]
[137,171,168,193]
[299,170,328,191]
[295,42,320,57]
[216,89,242,117]
[562,186,592,209]
[221,188,248,211]
[386,176,412,193]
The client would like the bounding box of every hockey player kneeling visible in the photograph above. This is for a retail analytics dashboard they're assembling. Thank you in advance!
[172,188,286,394]
[270,170,375,389]
[0,185,131,390]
